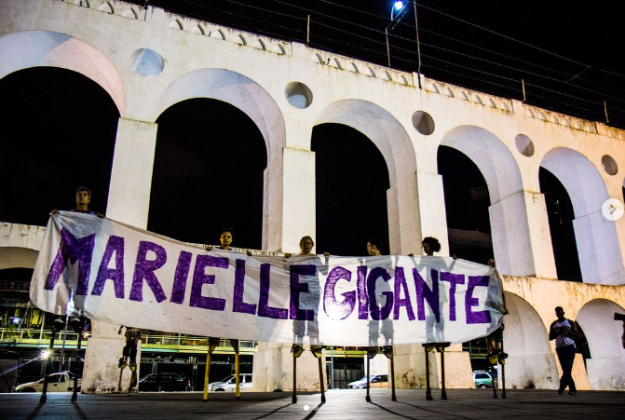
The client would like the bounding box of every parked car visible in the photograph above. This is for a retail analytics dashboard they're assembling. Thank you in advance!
[138,372,190,392]
[473,370,493,388]
[347,374,388,389]
[208,374,253,392]
[15,371,81,393]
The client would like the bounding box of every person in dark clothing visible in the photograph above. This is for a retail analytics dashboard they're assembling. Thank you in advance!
[549,306,579,395]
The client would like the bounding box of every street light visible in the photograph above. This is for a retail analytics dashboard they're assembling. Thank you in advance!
[391,1,406,20]
[385,0,423,88]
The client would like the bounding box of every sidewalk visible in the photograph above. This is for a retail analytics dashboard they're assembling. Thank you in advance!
[1,388,624,420]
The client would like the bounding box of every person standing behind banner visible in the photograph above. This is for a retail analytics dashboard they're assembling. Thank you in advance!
[205,228,254,256]
[205,228,234,251]
[50,186,104,218]
[549,306,579,395]
[366,238,394,347]
[421,236,441,256]
[288,236,330,346]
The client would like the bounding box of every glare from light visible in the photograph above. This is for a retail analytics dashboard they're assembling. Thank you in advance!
[12,317,21,325]
[394,1,405,10]
[41,350,50,360]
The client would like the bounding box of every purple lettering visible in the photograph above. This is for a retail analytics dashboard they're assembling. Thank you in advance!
[170,251,193,304]
[289,265,316,321]
[440,272,465,321]
[323,266,355,320]
[465,275,491,324]
[232,259,256,315]
[393,267,415,320]
[190,255,228,310]
[367,267,393,321]
[44,228,95,295]
[129,241,168,303]
[258,263,287,319]
[413,268,440,322]
[91,235,125,298]
[357,266,369,319]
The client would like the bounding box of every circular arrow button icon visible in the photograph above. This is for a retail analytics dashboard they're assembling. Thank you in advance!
[602,198,624,221]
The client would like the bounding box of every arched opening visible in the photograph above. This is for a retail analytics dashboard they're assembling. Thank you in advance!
[148,99,267,247]
[153,69,285,251]
[539,168,582,282]
[577,299,625,390]
[313,100,419,255]
[502,293,558,389]
[439,126,534,276]
[0,67,119,225]
[312,124,390,255]
[438,146,492,264]
[540,148,625,285]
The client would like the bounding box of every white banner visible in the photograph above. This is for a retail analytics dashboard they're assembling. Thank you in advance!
[31,212,506,346]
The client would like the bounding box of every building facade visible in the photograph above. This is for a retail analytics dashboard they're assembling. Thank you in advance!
[1,0,624,392]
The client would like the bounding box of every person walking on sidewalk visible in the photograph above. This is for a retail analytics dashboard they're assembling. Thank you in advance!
[549,306,579,395]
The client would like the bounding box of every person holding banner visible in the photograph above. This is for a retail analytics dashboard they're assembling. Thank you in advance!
[291,235,328,345]
[51,186,104,218]
[290,236,328,403]
[205,228,234,251]
[422,236,441,256]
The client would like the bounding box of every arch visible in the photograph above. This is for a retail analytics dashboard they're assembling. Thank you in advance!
[440,126,534,276]
[272,44,285,55]
[314,100,419,253]
[190,25,205,35]
[98,2,113,14]
[210,29,225,40]
[154,69,285,163]
[122,9,137,19]
[577,299,625,389]
[0,31,125,115]
[541,147,625,284]
[328,58,341,69]
[253,39,266,50]
[0,223,46,270]
[154,69,287,249]
[503,293,559,389]
[169,20,183,30]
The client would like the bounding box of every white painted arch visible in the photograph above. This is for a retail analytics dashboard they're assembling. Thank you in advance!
[503,292,559,389]
[541,147,625,285]
[153,68,287,250]
[440,126,536,277]
[0,31,125,115]
[314,99,420,254]
[153,68,286,163]
[577,299,625,389]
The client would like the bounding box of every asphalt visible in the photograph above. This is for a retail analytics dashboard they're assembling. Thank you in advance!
[1,388,624,420]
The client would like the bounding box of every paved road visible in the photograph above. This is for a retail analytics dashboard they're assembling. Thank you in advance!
[1,388,624,419]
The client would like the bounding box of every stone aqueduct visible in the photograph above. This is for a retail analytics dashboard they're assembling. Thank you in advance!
[1,0,625,392]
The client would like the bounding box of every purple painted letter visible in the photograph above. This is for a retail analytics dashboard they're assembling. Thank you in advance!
[440,272,465,321]
[289,265,316,321]
[465,275,491,324]
[190,255,228,311]
[367,267,393,321]
[45,228,95,295]
[91,235,125,298]
[393,267,415,321]
[233,259,256,315]
[129,241,168,303]
[171,251,193,305]
[258,263,288,319]
[413,268,440,322]
[323,266,355,320]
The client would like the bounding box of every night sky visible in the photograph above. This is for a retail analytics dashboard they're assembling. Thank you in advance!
[0,0,621,268]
